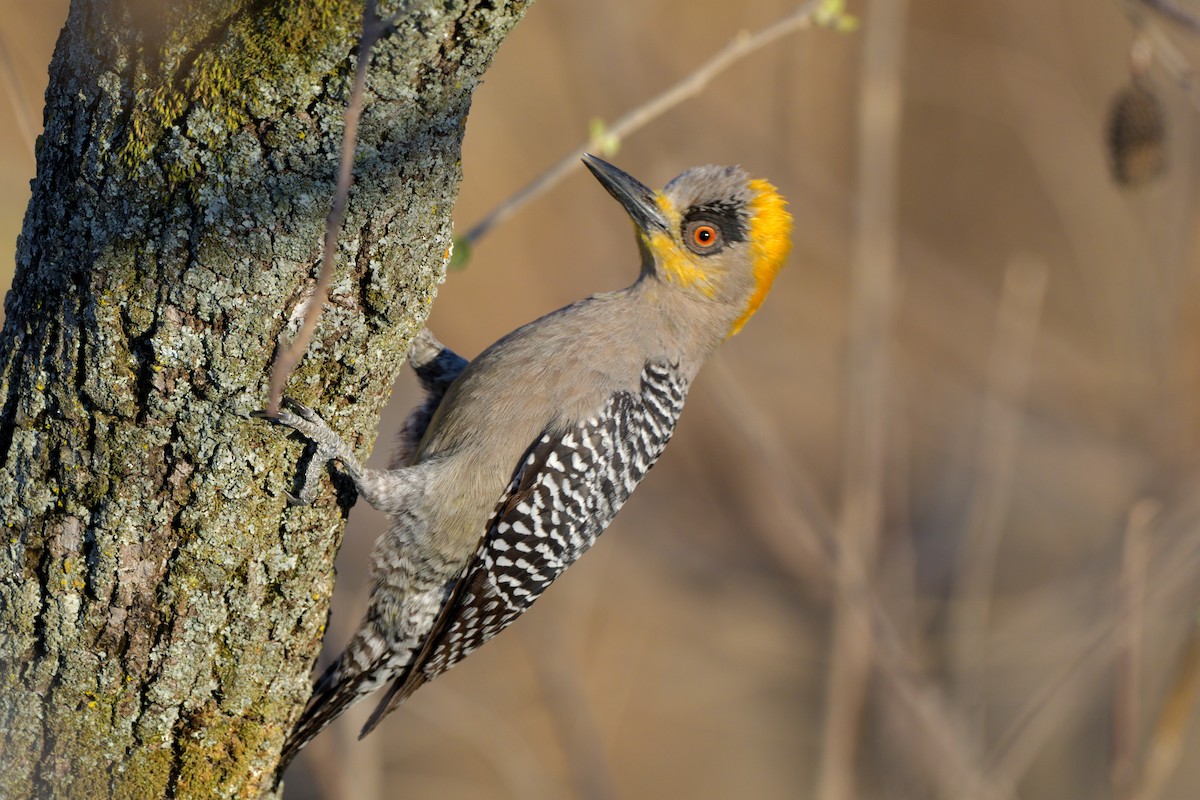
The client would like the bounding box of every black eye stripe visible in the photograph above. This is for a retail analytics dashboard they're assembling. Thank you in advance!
[683,205,747,244]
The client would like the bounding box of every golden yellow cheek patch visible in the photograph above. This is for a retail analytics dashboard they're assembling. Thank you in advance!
[647,231,716,296]
[728,179,793,336]
[645,192,715,296]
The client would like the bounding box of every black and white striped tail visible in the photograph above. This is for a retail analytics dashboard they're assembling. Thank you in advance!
[276,644,384,776]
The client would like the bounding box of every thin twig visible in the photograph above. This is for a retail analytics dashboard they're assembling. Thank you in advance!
[1111,0,1200,115]
[988,618,1112,787]
[461,0,826,247]
[948,256,1047,732]
[1113,500,1155,797]
[0,32,37,157]
[986,568,1200,796]
[701,361,1013,800]
[1132,616,1200,800]
[983,494,1200,788]
[873,638,1017,800]
[1136,0,1200,31]
[526,615,618,800]
[266,1,389,416]
[703,358,834,593]
[815,1,907,798]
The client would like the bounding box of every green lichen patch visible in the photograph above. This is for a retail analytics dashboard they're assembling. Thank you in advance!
[118,0,362,186]
[110,746,177,800]
[172,702,281,799]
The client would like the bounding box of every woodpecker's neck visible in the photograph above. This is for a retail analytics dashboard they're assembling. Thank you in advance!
[628,275,738,370]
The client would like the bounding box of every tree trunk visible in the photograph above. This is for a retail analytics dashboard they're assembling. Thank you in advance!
[0,1,528,796]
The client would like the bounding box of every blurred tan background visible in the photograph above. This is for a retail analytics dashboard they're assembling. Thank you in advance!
[6,1,1200,798]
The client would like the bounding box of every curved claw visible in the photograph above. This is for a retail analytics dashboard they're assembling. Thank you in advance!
[252,398,316,425]
[257,397,335,504]
[282,397,320,422]
[262,399,334,443]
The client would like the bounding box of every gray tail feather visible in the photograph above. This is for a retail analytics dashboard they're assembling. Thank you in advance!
[274,656,374,782]
[359,669,426,739]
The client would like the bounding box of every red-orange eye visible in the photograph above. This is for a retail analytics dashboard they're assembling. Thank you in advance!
[683,219,724,255]
[693,225,717,247]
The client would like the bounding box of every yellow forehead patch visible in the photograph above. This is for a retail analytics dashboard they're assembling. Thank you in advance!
[655,192,675,216]
[728,178,793,336]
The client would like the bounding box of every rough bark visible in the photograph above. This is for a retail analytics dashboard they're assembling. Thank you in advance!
[0,1,528,796]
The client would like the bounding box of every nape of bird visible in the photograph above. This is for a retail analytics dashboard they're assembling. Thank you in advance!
[265,155,793,777]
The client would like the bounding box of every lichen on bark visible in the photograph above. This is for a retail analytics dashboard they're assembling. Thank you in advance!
[0,1,530,797]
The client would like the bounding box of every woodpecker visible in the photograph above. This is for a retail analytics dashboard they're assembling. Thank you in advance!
[266,155,793,773]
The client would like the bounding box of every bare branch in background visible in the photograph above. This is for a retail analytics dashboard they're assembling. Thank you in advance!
[984,488,1200,788]
[704,351,1014,800]
[949,256,1048,730]
[0,33,36,158]
[1134,0,1200,31]
[703,359,834,592]
[816,0,907,797]
[1111,0,1200,114]
[1113,501,1155,797]
[461,0,832,248]
[526,616,619,800]
[1132,616,1200,800]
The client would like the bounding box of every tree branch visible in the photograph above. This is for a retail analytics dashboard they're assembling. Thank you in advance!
[461,0,831,249]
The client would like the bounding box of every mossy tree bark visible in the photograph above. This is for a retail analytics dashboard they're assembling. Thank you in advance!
[0,1,528,796]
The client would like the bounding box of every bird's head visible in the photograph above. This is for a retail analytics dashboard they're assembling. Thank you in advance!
[583,154,793,336]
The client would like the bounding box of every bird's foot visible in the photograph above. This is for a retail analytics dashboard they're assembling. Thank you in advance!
[255,399,340,505]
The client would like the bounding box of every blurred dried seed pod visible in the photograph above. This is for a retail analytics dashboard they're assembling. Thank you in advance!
[1106,82,1167,187]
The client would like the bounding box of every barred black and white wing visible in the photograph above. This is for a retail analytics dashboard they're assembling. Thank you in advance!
[361,362,689,731]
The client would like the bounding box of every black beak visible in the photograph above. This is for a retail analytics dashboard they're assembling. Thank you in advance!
[582,154,669,234]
